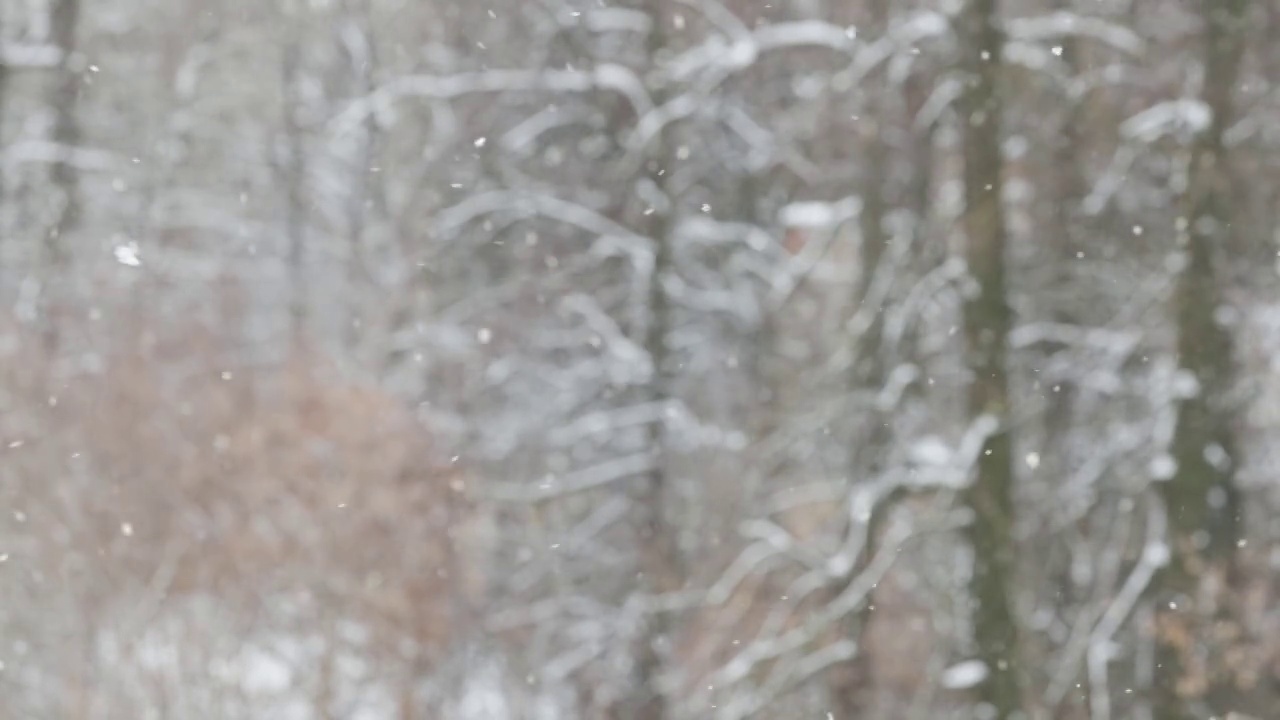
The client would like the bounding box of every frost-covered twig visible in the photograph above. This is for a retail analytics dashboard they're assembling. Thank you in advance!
[1004,11,1146,57]
[3,140,117,172]
[482,451,657,502]
[1087,496,1168,720]
[433,191,653,271]
[2,42,63,67]
[662,21,854,84]
[1119,99,1212,143]
[331,65,652,138]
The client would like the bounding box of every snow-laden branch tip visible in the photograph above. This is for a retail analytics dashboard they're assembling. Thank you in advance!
[581,7,652,35]
[663,20,855,83]
[559,293,654,380]
[1082,145,1137,216]
[2,141,117,172]
[1009,321,1141,355]
[629,93,704,154]
[754,21,856,55]
[483,451,657,503]
[713,639,857,720]
[914,76,965,130]
[1004,41,1068,76]
[500,106,589,153]
[1005,11,1146,57]
[330,64,652,138]
[941,659,989,690]
[849,11,950,83]
[546,401,669,447]
[700,514,918,698]
[737,518,826,571]
[777,196,862,229]
[1120,99,1212,143]
[2,43,63,68]
[433,190,650,250]
[675,215,779,254]
[1086,496,1168,720]
[898,414,1000,491]
[674,0,752,40]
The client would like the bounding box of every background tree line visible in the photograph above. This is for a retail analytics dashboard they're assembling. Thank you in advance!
[2,0,1279,718]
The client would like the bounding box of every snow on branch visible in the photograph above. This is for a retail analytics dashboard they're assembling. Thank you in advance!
[2,141,117,172]
[629,93,704,153]
[777,196,862,229]
[715,639,857,720]
[849,11,950,83]
[1005,11,1146,56]
[1010,321,1141,356]
[500,106,590,153]
[545,402,668,448]
[754,20,856,55]
[677,216,776,254]
[483,451,658,503]
[663,20,855,83]
[1085,497,1168,720]
[331,64,652,138]
[581,7,652,35]
[674,0,752,39]
[704,517,910,690]
[913,76,965,130]
[1119,99,1212,143]
[434,190,650,252]
[2,43,63,68]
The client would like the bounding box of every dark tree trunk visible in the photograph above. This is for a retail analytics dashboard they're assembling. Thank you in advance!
[958,0,1024,717]
[281,41,309,346]
[622,3,684,719]
[1150,2,1249,717]
[43,0,82,354]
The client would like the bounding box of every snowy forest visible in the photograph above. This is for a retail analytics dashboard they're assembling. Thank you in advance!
[2,0,1279,718]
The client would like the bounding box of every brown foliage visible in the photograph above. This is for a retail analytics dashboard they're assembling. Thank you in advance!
[2,317,487,670]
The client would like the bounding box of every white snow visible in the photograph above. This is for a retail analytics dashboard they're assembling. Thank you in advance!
[777,197,862,229]
[1120,99,1212,143]
[1148,454,1177,480]
[941,659,990,690]
[114,242,142,267]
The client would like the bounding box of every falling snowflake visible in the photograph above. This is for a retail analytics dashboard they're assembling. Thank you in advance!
[114,242,141,266]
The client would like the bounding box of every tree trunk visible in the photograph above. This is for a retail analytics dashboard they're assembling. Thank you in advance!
[1150,2,1248,717]
[828,2,895,715]
[340,0,378,350]
[622,3,683,719]
[958,0,1023,717]
[43,0,81,354]
[281,41,309,346]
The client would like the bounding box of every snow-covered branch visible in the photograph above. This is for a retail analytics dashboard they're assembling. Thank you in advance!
[331,65,652,138]
[1005,11,1146,57]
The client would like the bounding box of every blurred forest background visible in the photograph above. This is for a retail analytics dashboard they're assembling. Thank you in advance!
[1,0,1279,718]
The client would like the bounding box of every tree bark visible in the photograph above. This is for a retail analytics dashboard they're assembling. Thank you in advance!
[828,0,894,714]
[42,0,81,354]
[1150,2,1248,717]
[622,3,684,719]
[958,0,1023,717]
[281,41,309,347]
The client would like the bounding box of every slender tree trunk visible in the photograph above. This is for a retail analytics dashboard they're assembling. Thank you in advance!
[43,0,82,355]
[828,3,895,716]
[1150,2,1248,717]
[622,4,683,719]
[341,0,378,350]
[281,41,309,347]
[628,203,682,720]
[957,0,1023,717]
